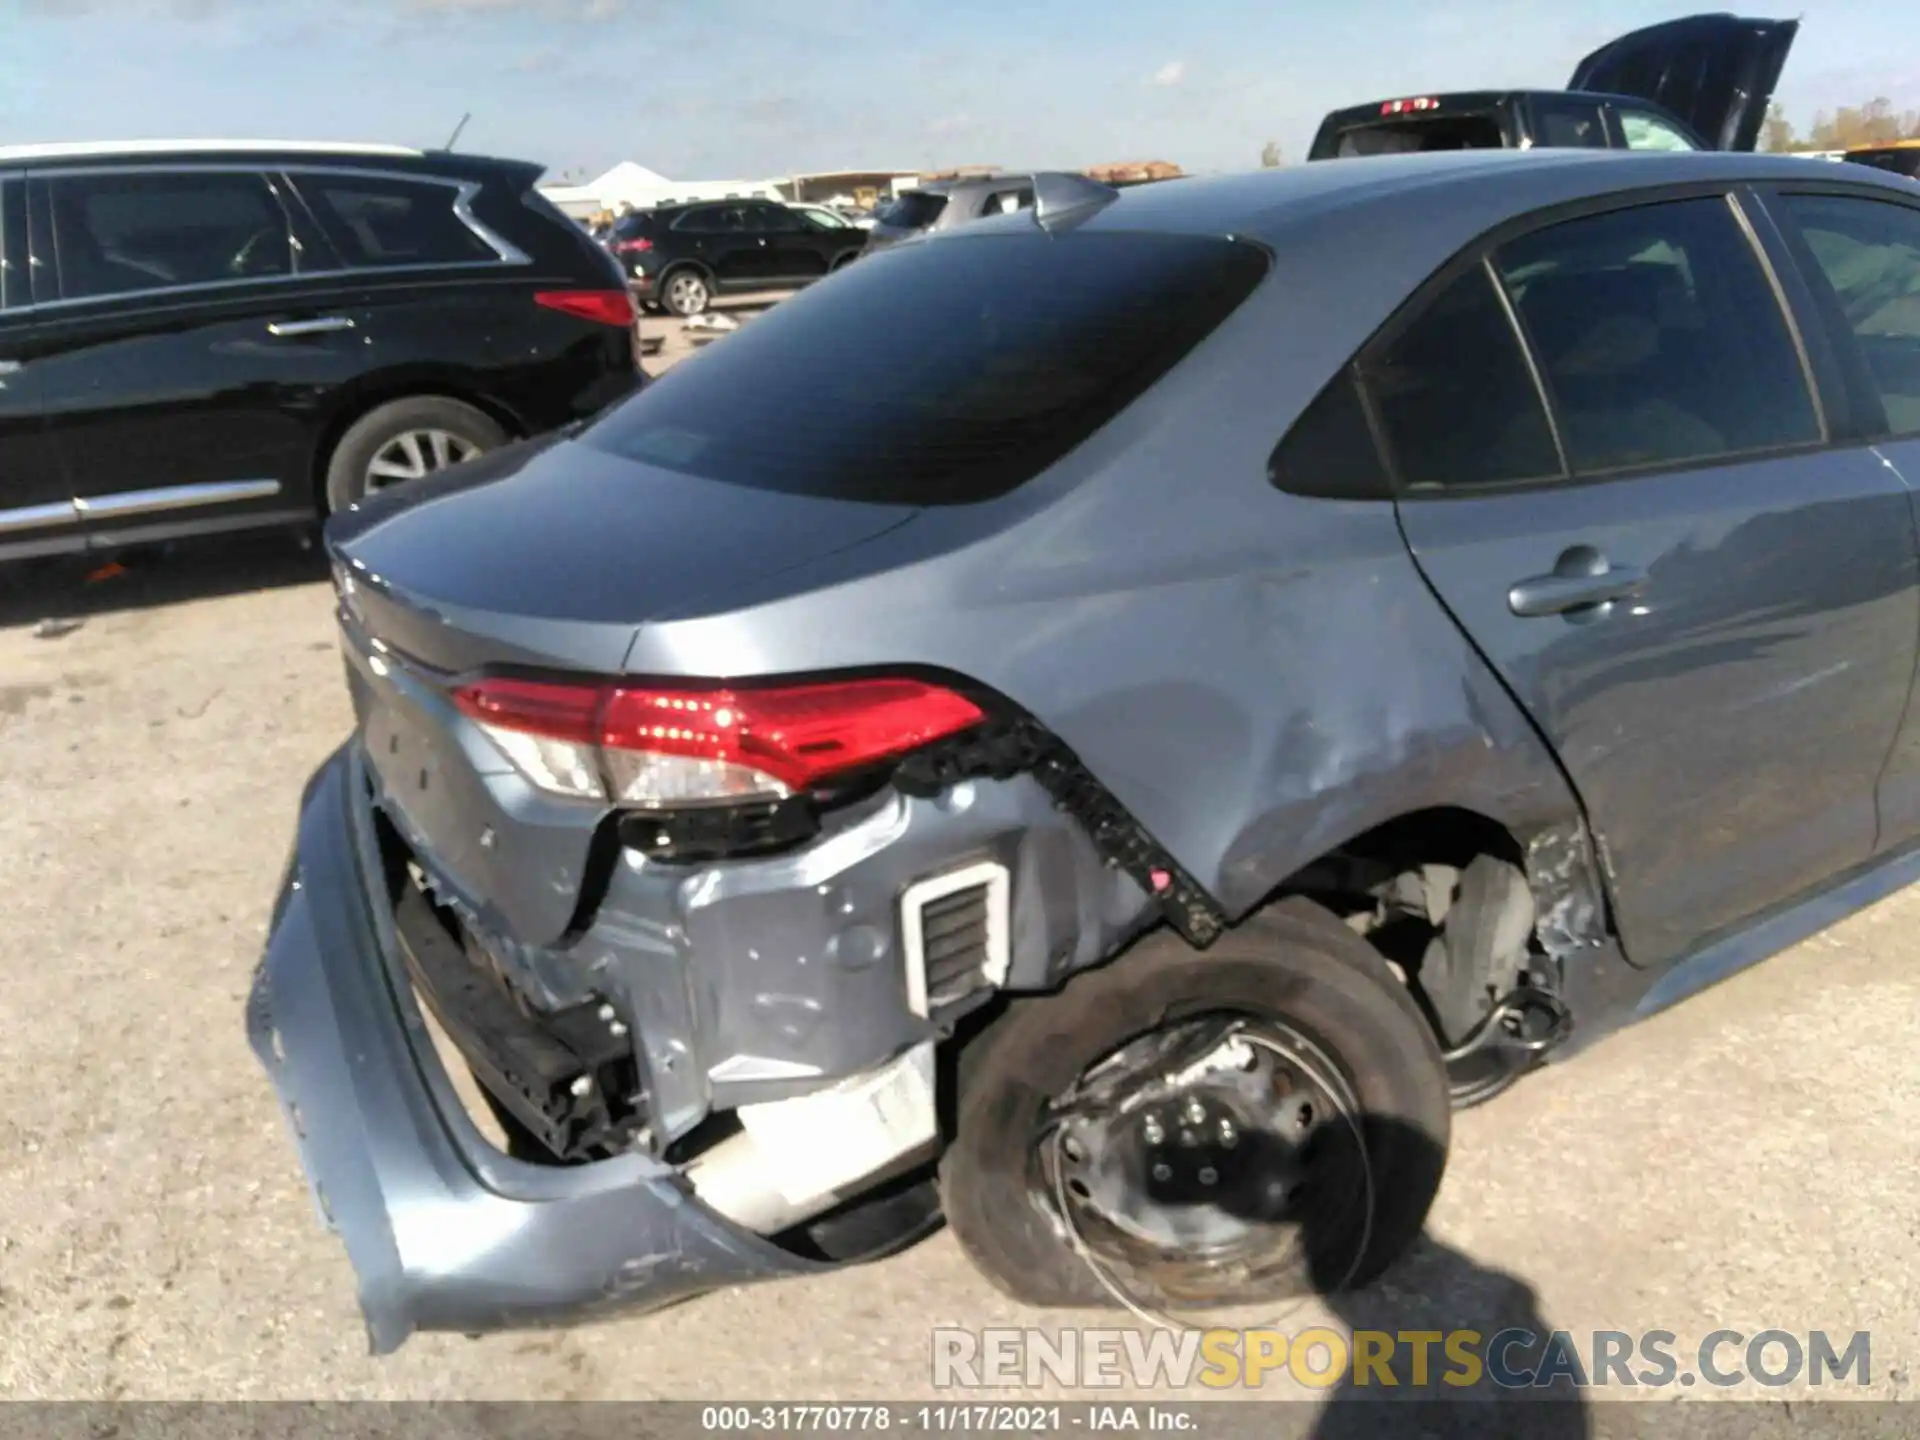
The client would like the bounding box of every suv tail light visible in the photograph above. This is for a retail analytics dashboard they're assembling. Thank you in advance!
[612,237,653,253]
[452,676,985,808]
[535,289,636,327]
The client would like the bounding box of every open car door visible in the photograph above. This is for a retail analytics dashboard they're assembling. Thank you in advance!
[1568,12,1799,152]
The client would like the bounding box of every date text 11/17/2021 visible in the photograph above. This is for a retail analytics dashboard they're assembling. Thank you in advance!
[698,1407,1198,1432]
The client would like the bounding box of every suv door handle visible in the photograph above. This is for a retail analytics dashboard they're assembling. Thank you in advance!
[267,316,354,337]
[0,359,21,376]
[1508,547,1646,618]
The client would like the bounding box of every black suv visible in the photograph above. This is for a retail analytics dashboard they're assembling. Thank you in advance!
[0,141,642,563]
[607,199,869,316]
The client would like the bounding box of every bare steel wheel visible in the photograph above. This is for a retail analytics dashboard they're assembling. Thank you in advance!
[366,429,481,491]
[1043,1014,1371,1309]
[939,900,1450,1312]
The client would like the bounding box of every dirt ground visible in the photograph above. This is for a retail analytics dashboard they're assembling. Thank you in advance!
[2,307,1919,1410]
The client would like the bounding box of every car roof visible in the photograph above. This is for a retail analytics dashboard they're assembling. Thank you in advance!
[0,138,542,182]
[1044,148,1918,251]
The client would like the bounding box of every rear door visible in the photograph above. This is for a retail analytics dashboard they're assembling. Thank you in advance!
[0,172,79,558]
[1568,13,1799,151]
[1761,184,1920,847]
[747,203,829,282]
[32,164,350,541]
[1380,190,1917,971]
[670,204,767,288]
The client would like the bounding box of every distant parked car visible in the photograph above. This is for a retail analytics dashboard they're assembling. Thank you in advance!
[0,140,642,560]
[1308,13,1798,159]
[606,199,867,316]
[863,174,1038,251]
[1843,142,1920,180]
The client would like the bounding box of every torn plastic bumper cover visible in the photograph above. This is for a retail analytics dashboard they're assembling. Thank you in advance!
[246,746,834,1353]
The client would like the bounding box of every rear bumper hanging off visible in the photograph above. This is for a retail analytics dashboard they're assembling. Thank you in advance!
[246,746,828,1353]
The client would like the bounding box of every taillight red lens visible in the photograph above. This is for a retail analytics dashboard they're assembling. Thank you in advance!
[612,238,653,253]
[534,289,637,326]
[451,676,986,807]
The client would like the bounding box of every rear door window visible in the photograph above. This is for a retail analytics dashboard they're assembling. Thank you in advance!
[1360,265,1562,491]
[582,230,1270,505]
[47,169,293,300]
[1493,197,1818,471]
[1776,192,1920,435]
[979,187,1034,217]
[674,205,749,234]
[291,172,499,268]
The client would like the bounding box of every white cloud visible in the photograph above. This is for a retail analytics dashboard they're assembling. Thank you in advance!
[1151,59,1187,87]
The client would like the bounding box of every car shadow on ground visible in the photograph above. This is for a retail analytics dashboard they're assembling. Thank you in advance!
[0,530,329,631]
[1146,1115,1590,1438]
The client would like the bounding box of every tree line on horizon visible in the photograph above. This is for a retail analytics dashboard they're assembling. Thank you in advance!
[1762,98,1920,152]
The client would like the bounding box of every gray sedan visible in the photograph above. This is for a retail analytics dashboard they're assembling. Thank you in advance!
[252,148,1920,1351]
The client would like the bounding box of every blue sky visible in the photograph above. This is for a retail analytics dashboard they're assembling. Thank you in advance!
[6,0,1920,182]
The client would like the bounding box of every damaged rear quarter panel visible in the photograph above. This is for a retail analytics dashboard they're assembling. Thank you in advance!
[620,202,1602,945]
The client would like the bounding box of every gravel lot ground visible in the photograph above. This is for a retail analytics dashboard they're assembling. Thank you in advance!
[2,306,1918,1418]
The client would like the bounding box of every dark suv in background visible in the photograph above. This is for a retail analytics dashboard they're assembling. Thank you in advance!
[0,141,641,564]
[607,199,869,316]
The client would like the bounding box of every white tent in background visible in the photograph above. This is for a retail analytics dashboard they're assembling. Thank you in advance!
[538,159,782,217]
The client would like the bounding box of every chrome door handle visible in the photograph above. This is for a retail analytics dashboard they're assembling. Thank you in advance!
[267,316,355,337]
[1508,546,1646,618]
[0,360,21,376]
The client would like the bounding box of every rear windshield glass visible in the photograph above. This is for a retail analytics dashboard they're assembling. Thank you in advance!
[580,230,1271,505]
[875,191,949,229]
[1332,114,1505,157]
[611,210,660,238]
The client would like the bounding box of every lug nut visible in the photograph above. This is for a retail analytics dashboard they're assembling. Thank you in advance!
[1198,1167,1218,1186]
[1184,1098,1207,1125]
[597,1003,616,1021]
[1178,1129,1198,1147]
[609,1021,628,1037]
[1218,1118,1237,1147]
[570,1075,592,1097]
[1142,1112,1165,1145]
[1151,1163,1172,1182]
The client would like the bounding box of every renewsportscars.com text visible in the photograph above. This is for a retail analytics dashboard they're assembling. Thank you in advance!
[931,1327,1872,1391]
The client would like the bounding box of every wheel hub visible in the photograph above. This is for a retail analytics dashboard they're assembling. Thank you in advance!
[1044,1018,1363,1294]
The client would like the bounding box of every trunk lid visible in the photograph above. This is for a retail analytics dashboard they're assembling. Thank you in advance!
[1567,12,1799,152]
[325,431,919,945]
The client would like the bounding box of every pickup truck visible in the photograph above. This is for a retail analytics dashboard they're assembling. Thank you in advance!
[1309,13,1799,160]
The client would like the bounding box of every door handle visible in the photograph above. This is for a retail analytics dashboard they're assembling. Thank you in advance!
[0,359,20,376]
[1507,546,1645,618]
[266,316,354,337]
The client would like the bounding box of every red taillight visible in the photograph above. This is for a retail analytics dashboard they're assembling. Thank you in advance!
[535,288,636,327]
[1380,96,1439,115]
[452,676,986,807]
[612,237,653,253]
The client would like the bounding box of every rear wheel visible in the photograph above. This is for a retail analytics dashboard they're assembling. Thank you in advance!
[939,899,1449,1311]
[660,267,712,317]
[323,396,507,514]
